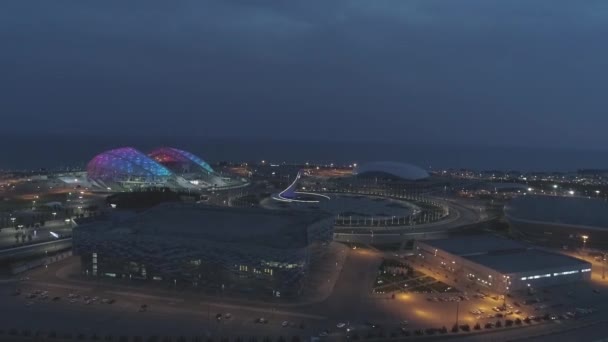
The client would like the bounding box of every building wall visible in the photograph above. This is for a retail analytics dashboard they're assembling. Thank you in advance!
[415,241,509,293]
[73,215,334,297]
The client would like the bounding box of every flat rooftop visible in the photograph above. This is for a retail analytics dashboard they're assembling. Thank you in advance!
[465,249,590,274]
[78,204,332,249]
[420,236,527,256]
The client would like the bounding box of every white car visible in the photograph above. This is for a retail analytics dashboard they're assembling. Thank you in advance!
[282,321,289,327]
[336,322,347,329]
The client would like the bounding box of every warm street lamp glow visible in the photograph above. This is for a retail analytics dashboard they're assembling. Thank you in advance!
[582,235,589,251]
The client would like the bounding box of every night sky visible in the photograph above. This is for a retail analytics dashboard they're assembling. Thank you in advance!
[1,1,607,148]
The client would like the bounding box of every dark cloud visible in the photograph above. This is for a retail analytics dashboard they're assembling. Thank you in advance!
[1,0,607,148]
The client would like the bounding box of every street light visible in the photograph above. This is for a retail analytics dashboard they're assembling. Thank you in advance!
[582,235,589,256]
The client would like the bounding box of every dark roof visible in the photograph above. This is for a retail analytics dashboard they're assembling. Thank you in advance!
[465,249,590,274]
[421,236,526,256]
[78,204,332,249]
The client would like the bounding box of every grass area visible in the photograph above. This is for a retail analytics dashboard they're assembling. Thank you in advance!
[373,258,419,290]
[427,282,458,293]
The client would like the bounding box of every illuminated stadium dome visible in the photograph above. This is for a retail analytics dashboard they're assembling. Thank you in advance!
[87,147,174,190]
[353,161,429,181]
[149,147,226,187]
[149,147,214,174]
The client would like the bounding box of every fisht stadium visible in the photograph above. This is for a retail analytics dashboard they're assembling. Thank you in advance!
[86,147,245,191]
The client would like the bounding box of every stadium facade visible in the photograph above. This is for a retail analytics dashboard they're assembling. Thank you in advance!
[86,147,174,190]
[72,204,334,297]
[85,147,245,191]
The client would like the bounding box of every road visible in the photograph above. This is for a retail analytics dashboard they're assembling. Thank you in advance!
[0,219,73,250]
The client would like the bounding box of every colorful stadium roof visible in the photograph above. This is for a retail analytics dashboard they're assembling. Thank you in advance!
[149,147,214,173]
[87,147,173,182]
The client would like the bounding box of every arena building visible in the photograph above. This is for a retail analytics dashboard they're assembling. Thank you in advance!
[86,147,176,191]
[506,195,608,249]
[148,147,228,187]
[415,236,591,293]
[86,147,246,191]
[353,161,429,181]
[72,204,334,297]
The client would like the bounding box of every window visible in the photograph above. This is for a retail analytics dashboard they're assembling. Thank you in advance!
[553,270,580,277]
[521,273,551,281]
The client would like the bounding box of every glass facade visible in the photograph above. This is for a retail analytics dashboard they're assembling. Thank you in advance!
[149,147,214,174]
[87,147,173,184]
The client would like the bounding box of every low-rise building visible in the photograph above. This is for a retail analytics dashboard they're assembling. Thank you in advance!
[415,236,591,293]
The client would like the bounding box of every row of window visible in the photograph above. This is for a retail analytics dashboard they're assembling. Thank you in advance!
[238,265,273,275]
[521,268,590,281]
[521,273,551,281]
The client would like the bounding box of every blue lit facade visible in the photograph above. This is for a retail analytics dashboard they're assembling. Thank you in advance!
[87,147,174,187]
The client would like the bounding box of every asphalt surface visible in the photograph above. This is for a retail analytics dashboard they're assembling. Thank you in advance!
[0,220,72,250]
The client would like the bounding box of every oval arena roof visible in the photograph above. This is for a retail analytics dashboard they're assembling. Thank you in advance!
[353,161,429,181]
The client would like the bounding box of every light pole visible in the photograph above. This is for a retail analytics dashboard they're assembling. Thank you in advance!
[582,235,589,257]
[603,253,606,280]
[455,300,460,329]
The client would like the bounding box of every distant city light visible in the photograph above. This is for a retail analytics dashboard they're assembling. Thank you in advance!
[568,190,575,195]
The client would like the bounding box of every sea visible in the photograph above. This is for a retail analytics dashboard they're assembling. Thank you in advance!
[1,135,608,173]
